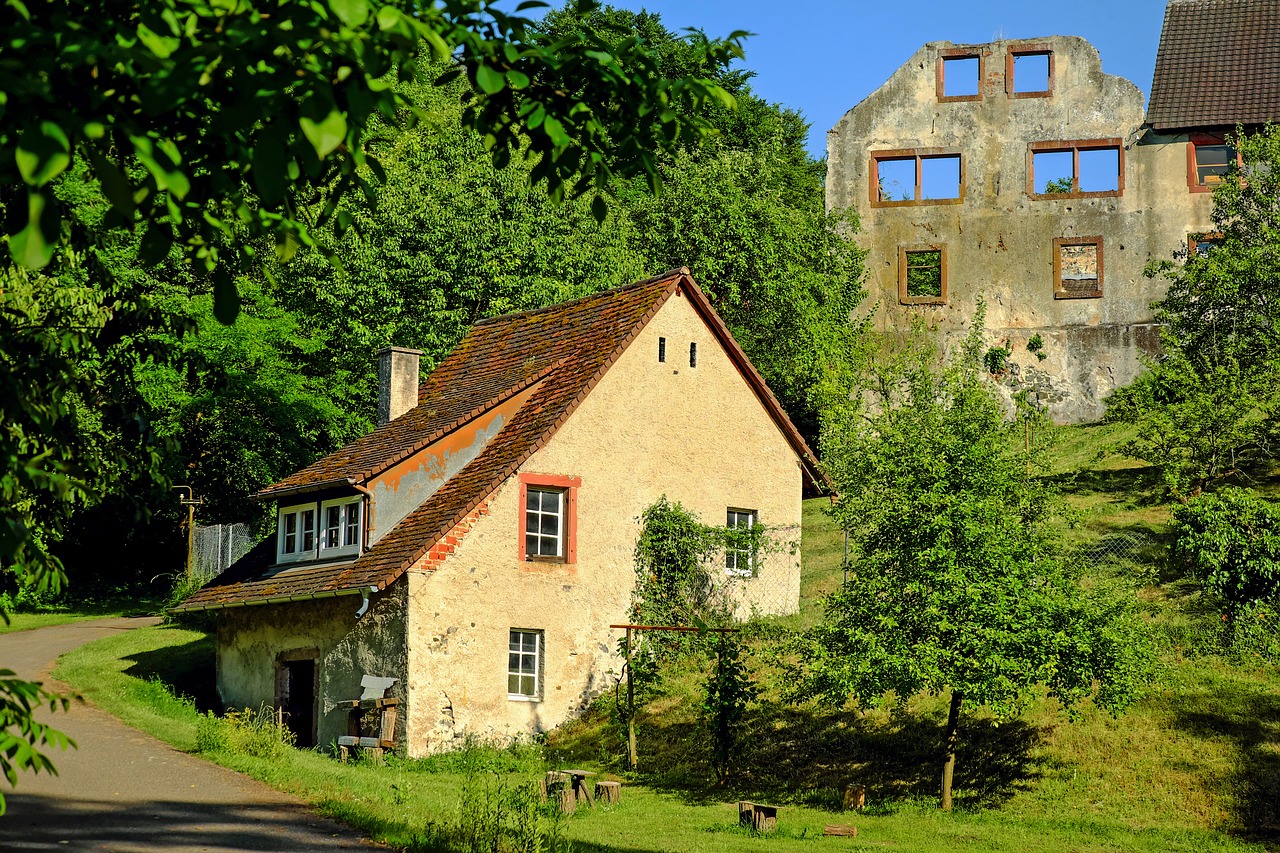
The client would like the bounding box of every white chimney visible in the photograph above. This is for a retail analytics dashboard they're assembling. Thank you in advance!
[377,346,422,425]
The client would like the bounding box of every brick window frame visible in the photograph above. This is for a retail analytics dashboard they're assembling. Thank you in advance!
[898,244,948,305]
[1188,231,1224,258]
[1186,133,1241,193]
[869,148,965,208]
[1006,44,1054,98]
[1053,236,1104,300]
[936,48,984,103]
[517,472,580,564]
[1027,139,1124,199]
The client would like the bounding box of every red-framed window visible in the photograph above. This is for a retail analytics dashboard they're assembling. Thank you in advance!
[1028,139,1124,199]
[1053,236,1104,300]
[937,48,984,103]
[870,148,965,208]
[1006,45,1054,98]
[517,473,580,564]
[1187,134,1240,192]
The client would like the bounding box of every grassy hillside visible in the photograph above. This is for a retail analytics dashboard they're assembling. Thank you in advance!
[52,423,1280,851]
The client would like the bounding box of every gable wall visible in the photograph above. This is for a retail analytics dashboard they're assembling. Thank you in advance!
[826,36,1215,422]
[402,290,803,754]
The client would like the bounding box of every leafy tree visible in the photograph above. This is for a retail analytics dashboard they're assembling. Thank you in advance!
[795,311,1151,810]
[1108,126,1280,496]
[700,634,758,785]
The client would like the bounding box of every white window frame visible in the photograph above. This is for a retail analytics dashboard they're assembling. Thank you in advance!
[726,508,758,578]
[277,502,319,564]
[507,629,543,701]
[277,497,362,565]
[318,497,362,560]
[524,488,564,560]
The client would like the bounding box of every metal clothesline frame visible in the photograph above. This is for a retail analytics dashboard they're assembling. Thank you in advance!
[609,622,740,771]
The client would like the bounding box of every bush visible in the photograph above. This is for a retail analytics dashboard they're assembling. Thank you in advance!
[1170,487,1280,610]
[195,706,295,759]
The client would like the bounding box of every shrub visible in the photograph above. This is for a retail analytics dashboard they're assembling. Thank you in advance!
[195,706,295,759]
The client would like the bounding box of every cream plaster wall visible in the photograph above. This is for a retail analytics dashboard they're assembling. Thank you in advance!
[402,290,804,754]
[216,583,407,748]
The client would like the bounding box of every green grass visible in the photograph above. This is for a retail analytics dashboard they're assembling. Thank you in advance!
[49,427,1280,851]
[0,597,161,634]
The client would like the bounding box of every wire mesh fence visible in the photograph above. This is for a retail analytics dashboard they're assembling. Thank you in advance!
[192,523,258,581]
[1069,528,1165,577]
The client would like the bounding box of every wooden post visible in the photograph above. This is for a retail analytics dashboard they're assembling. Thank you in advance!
[626,627,637,771]
[843,784,866,810]
[940,690,962,811]
[1025,416,1031,478]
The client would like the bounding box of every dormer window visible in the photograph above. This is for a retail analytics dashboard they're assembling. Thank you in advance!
[278,497,362,564]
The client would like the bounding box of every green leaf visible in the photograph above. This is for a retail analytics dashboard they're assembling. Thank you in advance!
[329,0,368,28]
[475,64,506,95]
[138,222,173,265]
[9,190,59,269]
[590,195,607,223]
[84,147,135,218]
[212,269,240,324]
[542,115,570,148]
[15,122,71,187]
[136,23,179,59]
[275,229,302,263]
[299,99,348,160]
[506,69,530,90]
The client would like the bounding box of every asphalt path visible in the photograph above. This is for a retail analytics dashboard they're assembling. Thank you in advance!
[0,617,375,852]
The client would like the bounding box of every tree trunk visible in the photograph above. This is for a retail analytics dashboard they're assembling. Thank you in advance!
[940,690,962,811]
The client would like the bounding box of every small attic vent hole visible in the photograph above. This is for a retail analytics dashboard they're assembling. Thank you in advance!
[689,342,698,368]
[658,337,666,363]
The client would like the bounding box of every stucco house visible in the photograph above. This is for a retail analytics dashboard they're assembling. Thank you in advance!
[175,269,822,755]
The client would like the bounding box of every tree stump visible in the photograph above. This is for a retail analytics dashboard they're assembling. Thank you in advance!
[595,780,621,805]
[843,784,866,811]
[555,784,576,815]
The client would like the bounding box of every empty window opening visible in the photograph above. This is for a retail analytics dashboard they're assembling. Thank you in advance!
[1188,136,1239,190]
[689,342,698,368]
[1011,52,1051,94]
[898,245,947,305]
[658,336,666,362]
[1030,142,1122,197]
[872,151,963,206]
[1053,237,1103,299]
[1189,233,1223,258]
[940,55,981,99]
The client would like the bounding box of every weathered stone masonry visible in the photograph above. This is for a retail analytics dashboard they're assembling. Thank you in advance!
[827,36,1215,422]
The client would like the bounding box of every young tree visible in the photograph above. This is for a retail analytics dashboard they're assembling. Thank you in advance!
[1108,125,1280,496]
[794,312,1151,810]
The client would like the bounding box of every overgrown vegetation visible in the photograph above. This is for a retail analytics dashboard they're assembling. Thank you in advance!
[1108,124,1280,497]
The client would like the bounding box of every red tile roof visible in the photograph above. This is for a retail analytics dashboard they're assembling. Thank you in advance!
[1147,0,1280,130]
[175,270,824,612]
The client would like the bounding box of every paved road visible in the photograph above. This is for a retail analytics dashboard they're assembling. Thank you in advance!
[0,618,375,852]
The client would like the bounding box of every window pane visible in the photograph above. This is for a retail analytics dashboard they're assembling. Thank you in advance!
[1196,144,1233,184]
[526,534,539,555]
[509,674,521,693]
[344,504,360,546]
[301,509,315,552]
[540,491,560,513]
[920,155,961,200]
[877,158,915,202]
[523,633,538,652]
[1078,148,1120,192]
[509,652,520,671]
[540,514,559,536]
[1013,53,1050,92]
[522,675,536,695]
[1033,150,1074,194]
[526,490,539,511]
[526,513,539,534]
[942,56,979,97]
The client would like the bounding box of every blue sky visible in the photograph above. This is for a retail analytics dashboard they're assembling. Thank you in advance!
[607,1,1172,158]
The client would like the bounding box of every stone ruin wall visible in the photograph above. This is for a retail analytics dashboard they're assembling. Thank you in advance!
[827,36,1215,422]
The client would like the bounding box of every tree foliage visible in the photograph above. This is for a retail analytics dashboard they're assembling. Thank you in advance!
[1108,125,1280,496]
[795,311,1152,809]
[1171,487,1280,612]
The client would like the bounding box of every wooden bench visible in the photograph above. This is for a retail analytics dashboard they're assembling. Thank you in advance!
[738,801,779,832]
[337,696,398,763]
